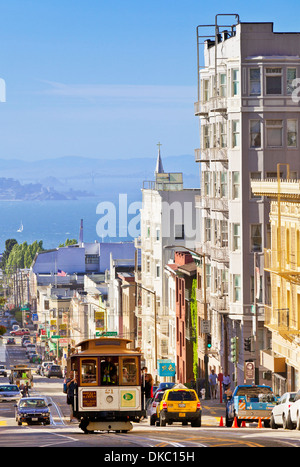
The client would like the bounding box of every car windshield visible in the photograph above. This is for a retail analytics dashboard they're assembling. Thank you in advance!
[167,390,197,401]
[0,385,19,392]
[51,366,60,370]
[19,399,47,408]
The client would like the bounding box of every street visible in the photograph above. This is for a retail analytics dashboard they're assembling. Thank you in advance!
[1,338,300,450]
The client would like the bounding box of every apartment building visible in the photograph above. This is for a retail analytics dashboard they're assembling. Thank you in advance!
[194,17,300,384]
[136,148,200,378]
[252,173,300,394]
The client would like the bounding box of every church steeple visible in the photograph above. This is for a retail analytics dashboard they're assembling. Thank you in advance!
[155,142,164,175]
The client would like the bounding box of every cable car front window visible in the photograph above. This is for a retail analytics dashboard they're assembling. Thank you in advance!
[100,357,118,385]
[81,358,98,385]
[121,357,138,385]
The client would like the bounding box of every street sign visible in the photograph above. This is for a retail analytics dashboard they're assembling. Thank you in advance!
[201,320,211,333]
[51,335,61,339]
[245,361,255,380]
[100,331,118,337]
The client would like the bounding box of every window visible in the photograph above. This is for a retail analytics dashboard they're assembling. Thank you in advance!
[219,73,227,97]
[232,69,239,96]
[85,254,99,264]
[203,79,209,102]
[250,120,261,148]
[156,262,160,278]
[251,224,262,252]
[266,67,282,95]
[250,68,261,95]
[287,68,297,95]
[203,125,210,148]
[205,218,211,242]
[233,223,241,251]
[100,357,118,385]
[120,357,138,385]
[81,358,98,386]
[220,172,227,198]
[266,120,283,147]
[203,171,210,196]
[287,119,297,147]
[220,122,227,148]
[233,274,241,302]
[156,228,160,241]
[175,224,184,240]
[232,171,240,199]
[232,120,240,147]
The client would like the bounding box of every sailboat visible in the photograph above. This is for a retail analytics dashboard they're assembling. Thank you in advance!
[17,221,23,233]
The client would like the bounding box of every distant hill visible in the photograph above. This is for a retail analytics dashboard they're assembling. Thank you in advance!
[0,154,199,197]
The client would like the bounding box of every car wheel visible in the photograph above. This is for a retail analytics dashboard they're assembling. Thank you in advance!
[191,417,201,427]
[159,413,166,427]
[270,414,278,429]
[150,415,156,426]
[287,411,294,430]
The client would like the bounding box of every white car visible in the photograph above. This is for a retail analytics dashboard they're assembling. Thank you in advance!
[0,384,21,402]
[271,392,296,429]
[287,389,300,429]
[146,390,165,426]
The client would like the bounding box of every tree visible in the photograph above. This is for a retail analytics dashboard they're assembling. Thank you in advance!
[58,238,77,247]
[0,239,18,269]
[6,240,44,270]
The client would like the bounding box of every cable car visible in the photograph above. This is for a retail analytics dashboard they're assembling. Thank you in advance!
[67,337,146,433]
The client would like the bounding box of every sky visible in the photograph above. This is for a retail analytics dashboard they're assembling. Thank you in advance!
[1,0,300,162]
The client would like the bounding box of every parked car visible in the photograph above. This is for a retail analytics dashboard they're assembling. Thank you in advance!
[26,345,36,354]
[29,353,39,363]
[0,384,21,402]
[15,397,52,425]
[157,384,202,427]
[41,362,53,376]
[285,388,300,429]
[6,338,16,345]
[271,392,297,429]
[154,382,175,394]
[10,328,30,336]
[0,365,7,378]
[45,364,63,378]
[146,390,165,425]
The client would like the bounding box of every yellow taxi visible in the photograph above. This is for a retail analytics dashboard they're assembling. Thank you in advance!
[157,384,202,427]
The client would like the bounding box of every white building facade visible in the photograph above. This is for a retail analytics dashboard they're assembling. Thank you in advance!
[136,150,200,378]
[195,17,300,384]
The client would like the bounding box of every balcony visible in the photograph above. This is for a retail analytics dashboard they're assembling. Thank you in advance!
[195,148,228,163]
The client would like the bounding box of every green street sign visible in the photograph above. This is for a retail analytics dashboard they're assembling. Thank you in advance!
[51,335,61,339]
[100,331,118,337]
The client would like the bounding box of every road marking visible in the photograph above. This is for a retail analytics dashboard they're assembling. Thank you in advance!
[0,421,7,426]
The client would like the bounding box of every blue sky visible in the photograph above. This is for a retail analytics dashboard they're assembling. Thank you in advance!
[1,0,300,161]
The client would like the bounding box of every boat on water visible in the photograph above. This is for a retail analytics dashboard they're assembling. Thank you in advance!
[17,221,23,233]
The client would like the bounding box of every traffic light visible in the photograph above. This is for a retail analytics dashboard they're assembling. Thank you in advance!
[206,334,212,349]
[230,336,239,363]
[244,337,252,352]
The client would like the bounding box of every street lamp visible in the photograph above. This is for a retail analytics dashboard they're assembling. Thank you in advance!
[164,245,210,399]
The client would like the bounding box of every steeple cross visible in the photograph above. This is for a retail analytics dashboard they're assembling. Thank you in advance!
[157,142,162,151]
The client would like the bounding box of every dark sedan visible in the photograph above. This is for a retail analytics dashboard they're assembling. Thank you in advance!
[15,397,52,425]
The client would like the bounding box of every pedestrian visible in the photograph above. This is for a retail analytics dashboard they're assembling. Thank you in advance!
[223,373,231,392]
[66,371,78,422]
[141,366,148,411]
[209,369,218,399]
